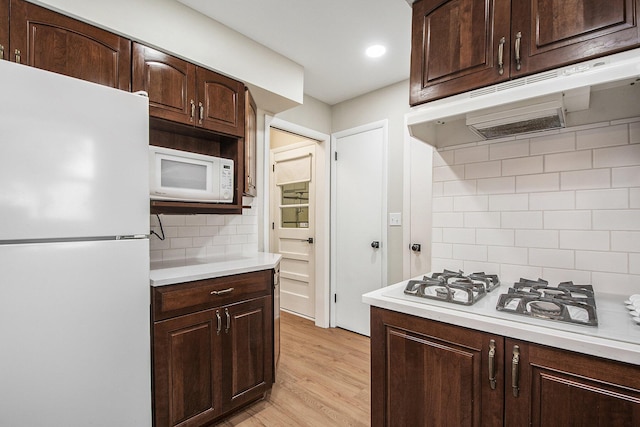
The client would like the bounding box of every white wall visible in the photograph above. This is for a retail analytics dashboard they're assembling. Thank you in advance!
[430,118,640,295]
[31,0,303,112]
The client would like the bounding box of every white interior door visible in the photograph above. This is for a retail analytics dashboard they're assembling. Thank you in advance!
[332,121,387,336]
[271,144,316,319]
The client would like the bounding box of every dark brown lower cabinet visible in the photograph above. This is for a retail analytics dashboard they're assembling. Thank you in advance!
[153,271,274,427]
[371,307,640,427]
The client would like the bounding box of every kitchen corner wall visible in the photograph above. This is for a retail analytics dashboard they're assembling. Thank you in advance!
[431,117,640,295]
[149,197,259,262]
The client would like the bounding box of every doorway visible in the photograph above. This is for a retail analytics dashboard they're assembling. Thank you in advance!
[331,120,388,336]
[264,117,330,328]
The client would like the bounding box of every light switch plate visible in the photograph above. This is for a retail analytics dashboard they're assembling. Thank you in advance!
[389,212,401,226]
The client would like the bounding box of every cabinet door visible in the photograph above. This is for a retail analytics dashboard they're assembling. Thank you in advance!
[512,0,640,77]
[9,0,130,90]
[505,339,640,427]
[197,67,245,137]
[222,296,273,411]
[132,42,196,126]
[0,0,8,60]
[153,310,223,427]
[410,0,511,105]
[370,307,504,427]
[244,88,257,197]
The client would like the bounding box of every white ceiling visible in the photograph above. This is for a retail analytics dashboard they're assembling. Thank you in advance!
[177,0,412,106]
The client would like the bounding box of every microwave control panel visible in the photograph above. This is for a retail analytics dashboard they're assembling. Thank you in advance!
[220,160,234,201]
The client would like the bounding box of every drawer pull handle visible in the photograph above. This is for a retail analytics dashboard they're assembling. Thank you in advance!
[210,287,235,296]
[512,345,520,397]
[215,310,222,335]
[488,339,497,390]
[224,308,230,333]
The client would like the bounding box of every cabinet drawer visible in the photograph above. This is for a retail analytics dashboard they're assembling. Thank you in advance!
[153,269,272,321]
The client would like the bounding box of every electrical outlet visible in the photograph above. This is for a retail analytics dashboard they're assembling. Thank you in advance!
[389,213,401,226]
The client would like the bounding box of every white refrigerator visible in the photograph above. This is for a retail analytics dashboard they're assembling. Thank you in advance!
[0,60,152,426]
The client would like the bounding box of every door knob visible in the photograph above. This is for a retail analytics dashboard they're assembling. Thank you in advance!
[411,243,421,252]
[301,237,314,244]
[371,241,380,249]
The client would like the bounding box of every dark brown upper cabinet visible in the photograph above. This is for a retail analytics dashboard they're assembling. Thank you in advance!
[410,0,640,106]
[133,42,245,138]
[244,88,257,197]
[0,0,8,61]
[9,0,130,90]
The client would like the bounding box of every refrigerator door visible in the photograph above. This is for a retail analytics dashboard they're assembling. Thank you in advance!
[0,60,149,241]
[0,239,151,427]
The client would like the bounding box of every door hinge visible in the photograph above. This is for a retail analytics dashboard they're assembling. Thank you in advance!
[272,164,275,172]
[272,222,275,230]
[334,152,338,161]
[334,294,337,303]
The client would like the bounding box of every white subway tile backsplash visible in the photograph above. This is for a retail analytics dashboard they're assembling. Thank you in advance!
[530,132,575,155]
[170,237,193,249]
[206,215,226,226]
[577,124,628,150]
[433,165,465,182]
[488,246,527,264]
[433,197,454,212]
[433,182,444,197]
[594,144,640,168]
[630,254,640,275]
[177,226,200,237]
[529,248,574,269]
[612,166,640,187]
[454,146,489,164]
[432,258,464,273]
[432,212,464,228]
[502,211,543,229]
[544,150,592,172]
[611,231,640,252]
[432,228,443,243]
[465,161,501,179]
[442,228,475,244]
[159,215,186,226]
[500,264,542,283]
[575,188,628,209]
[433,150,455,166]
[560,168,610,190]
[591,272,640,294]
[443,180,477,196]
[515,230,558,248]
[559,231,610,251]
[453,195,489,212]
[477,177,516,194]
[464,212,501,228]
[631,189,640,208]
[544,211,591,230]
[463,261,501,275]
[432,242,453,258]
[502,156,543,176]
[489,194,529,211]
[185,216,207,226]
[593,210,640,230]
[631,122,640,144]
[529,191,575,210]
[490,140,530,160]
[516,173,559,193]
[576,251,628,274]
[452,244,487,261]
[541,268,592,285]
[477,229,514,246]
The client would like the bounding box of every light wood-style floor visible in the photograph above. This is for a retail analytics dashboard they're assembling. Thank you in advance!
[217,311,371,426]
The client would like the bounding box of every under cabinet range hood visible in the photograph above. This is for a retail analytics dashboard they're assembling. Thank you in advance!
[406,48,640,148]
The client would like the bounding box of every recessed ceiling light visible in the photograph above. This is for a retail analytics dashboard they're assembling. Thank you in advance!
[366,45,386,58]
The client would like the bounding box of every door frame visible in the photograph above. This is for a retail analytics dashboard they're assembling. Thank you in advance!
[330,119,389,329]
[263,115,330,328]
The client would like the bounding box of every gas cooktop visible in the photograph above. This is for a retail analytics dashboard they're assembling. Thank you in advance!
[495,278,598,326]
[403,270,500,306]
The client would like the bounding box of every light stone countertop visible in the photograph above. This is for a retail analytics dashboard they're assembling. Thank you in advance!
[363,278,640,365]
[150,252,281,286]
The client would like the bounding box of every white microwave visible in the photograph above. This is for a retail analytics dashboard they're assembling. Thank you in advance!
[149,146,234,203]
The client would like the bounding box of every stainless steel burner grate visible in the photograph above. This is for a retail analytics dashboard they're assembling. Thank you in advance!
[404,270,500,305]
